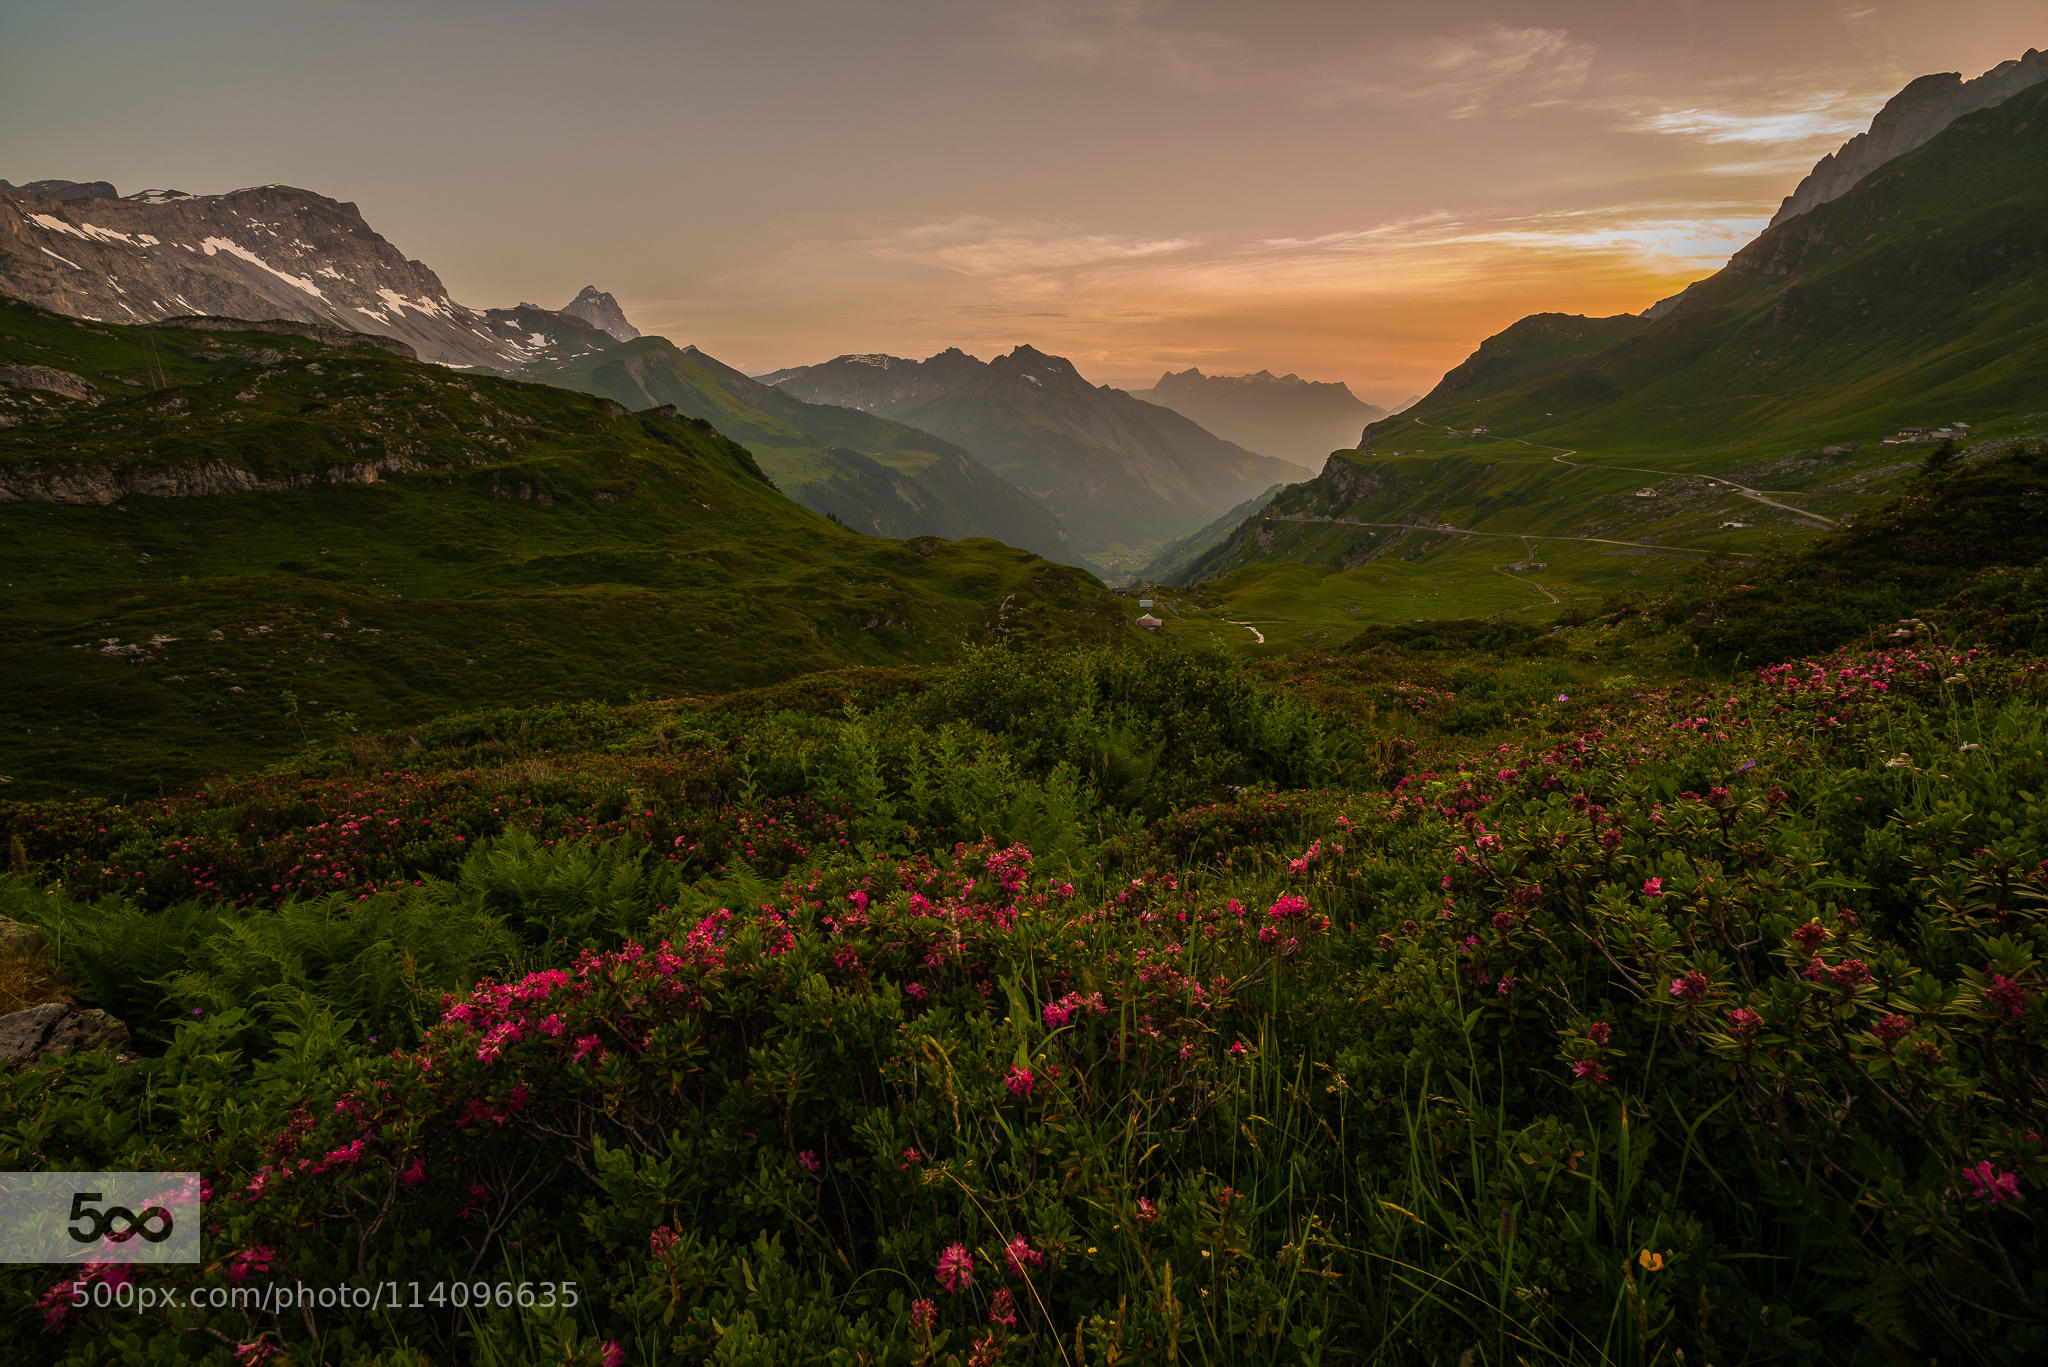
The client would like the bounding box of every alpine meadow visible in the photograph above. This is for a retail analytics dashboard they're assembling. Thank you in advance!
[1,7,2045,1366]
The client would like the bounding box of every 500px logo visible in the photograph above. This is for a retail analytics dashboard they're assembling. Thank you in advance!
[67,1192,175,1245]
[0,1172,201,1264]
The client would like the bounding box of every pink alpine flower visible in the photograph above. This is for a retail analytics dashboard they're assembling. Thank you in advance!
[1963,1160,2020,1205]
[989,1288,1018,1327]
[1136,1197,1158,1223]
[1642,878,1663,897]
[1669,970,1710,1003]
[937,1242,975,1293]
[797,1149,822,1174]
[600,1341,624,1367]
[1986,975,2026,1018]
[650,1226,679,1255]
[228,1245,276,1284]
[910,1297,937,1335]
[1005,1065,1035,1098]
[1003,1234,1043,1276]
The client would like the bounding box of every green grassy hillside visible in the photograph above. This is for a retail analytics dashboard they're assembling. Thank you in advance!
[521,336,1074,562]
[1370,81,2048,455]
[1159,84,2048,646]
[0,297,1123,798]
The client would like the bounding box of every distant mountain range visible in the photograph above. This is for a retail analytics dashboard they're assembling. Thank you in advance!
[522,328,1070,559]
[1126,368,1385,470]
[764,348,1299,555]
[0,180,1077,557]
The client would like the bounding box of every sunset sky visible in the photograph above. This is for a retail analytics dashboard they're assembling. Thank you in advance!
[2,1,2042,403]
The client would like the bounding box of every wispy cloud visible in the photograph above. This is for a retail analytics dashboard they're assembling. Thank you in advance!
[1626,92,1876,145]
[1305,24,1597,117]
[850,216,1199,278]
[994,0,1237,91]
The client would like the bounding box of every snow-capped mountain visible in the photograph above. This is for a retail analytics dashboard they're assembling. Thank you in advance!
[0,180,558,369]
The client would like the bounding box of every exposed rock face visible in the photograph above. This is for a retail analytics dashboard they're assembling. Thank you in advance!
[0,1001,131,1069]
[1770,49,2047,227]
[0,453,438,505]
[558,285,640,341]
[154,314,416,358]
[0,363,100,402]
[0,181,549,369]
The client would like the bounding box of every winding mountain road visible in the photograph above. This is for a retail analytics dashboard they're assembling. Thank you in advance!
[1268,513,1745,557]
[1402,419,1837,527]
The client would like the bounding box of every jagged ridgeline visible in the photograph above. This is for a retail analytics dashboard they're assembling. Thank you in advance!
[0,297,1123,797]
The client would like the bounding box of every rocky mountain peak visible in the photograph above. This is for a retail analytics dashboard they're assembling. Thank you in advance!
[559,285,640,342]
[1769,48,2047,227]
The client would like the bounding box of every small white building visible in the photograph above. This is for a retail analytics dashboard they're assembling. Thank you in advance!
[1634,487,1658,498]
[1135,614,1163,632]
[1138,598,1154,609]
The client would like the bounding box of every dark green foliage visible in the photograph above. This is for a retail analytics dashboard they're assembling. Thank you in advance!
[1668,441,2048,658]
[5,632,2047,1364]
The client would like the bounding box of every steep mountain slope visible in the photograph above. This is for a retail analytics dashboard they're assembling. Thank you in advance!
[1767,47,2046,228]
[1160,82,2048,638]
[0,296,1121,796]
[769,346,1300,556]
[525,336,1071,560]
[1127,368,1384,469]
[0,182,540,369]
[1367,78,2048,455]
[1138,482,1292,586]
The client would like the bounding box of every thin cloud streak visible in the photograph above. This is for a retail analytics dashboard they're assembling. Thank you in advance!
[1300,24,1598,116]
[994,0,1238,91]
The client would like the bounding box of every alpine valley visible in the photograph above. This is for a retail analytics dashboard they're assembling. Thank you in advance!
[4,31,2048,1367]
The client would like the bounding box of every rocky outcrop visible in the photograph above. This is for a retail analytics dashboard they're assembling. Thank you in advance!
[1770,49,2047,227]
[0,453,438,505]
[154,315,417,358]
[0,179,118,202]
[1317,451,1385,506]
[558,285,640,341]
[0,1001,131,1069]
[0,363,100,402]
